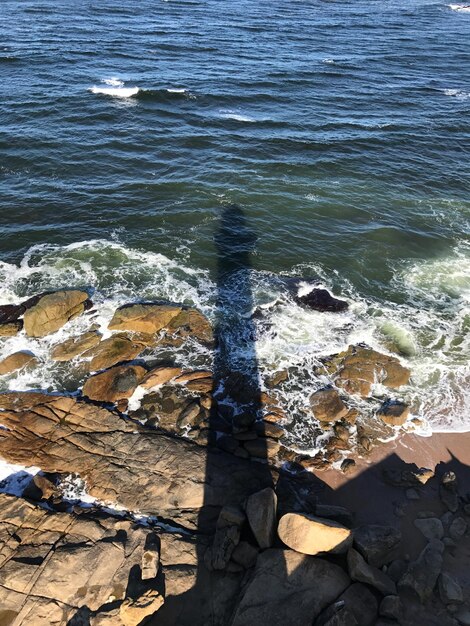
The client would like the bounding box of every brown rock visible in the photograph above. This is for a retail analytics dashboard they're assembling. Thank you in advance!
[377,400,409,426]
[82,364,147,403]
[166,307,214,344]
[333,345,410,398]
[184,377,213,394]
[109,303,182,334]
[0,493,162,624]
[0,321,22,336]
[255,421,285,439]
[310,388,349,422]
[23,290,90,337]
[278,513,353,556]
[84,333,146,371]
[244,437,281,458]
[0,351,38,375]
[51,330,102,361]
[141,366,183,389]
[266,370,289,388]
[0,392,273,529]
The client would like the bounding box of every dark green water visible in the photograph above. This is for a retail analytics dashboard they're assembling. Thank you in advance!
[0,0,469,437]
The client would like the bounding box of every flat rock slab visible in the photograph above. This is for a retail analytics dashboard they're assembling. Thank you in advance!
[0,393,272,529]
[0,494,162,625]
[278,512,352,556]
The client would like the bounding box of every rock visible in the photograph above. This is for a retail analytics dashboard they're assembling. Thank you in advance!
[0,321,22,336]
[0,494,162,623]
[382,466,434,488]
[231,549,350,626]
[204,523,240,571]
[51,330,102,361]
[316,583,378,626]
[23,290,90,337]
[439,573,464,604]
[0,392,273,529]
[82,364,147,403]
[315,504,354,527]
[454,607,470,626]
[406,488,420,500]
[310,387,349,422]
[0,351,38,375]
[243,437,281,458]
[254,420,285,439]
[330,345,410,397]
[278,513,352,556]
[377,400,410,426]
[23,473,57,501]
[398,539,444,602]
[246,487,277,549]
[108,303,213,344]
[266,370,289,388]
[379,596,402,620]
[449,517,467,541]
[440,471,460,512]
[340,458,356,474]
[141,365,183,388]
[296,288,348,313]
[386,559,407,583]
[353,525,401,567]
[84,333,147,371]
[141,533,160,580]
[231,541,259,569]
[120,589,164,626]
[347,548,396,595]
[414,517,444,540]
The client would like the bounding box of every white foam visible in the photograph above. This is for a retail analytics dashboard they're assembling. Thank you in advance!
[103,77,124,87]
[89,85,139,98]
[219,110,256,122]
[166,88,187,93]
[443,88,470,100]
[449,3,470,11]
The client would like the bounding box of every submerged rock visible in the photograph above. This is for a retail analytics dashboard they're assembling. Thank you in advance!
[23,289,91,337]
[278,512,352,556]
[295,288,348,313]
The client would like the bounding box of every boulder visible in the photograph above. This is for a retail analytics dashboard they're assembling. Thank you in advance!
[243,437,281,458]
[329,345,410,397]
[23,290,90,337]
[449,517,467,541]
[414,518,444,541]
[231,541,259,569]
[141,366,184,389]
[51,330,102,361]
[0,351,38,375]
[440,471,459,512]
[314,504,354,527]
[0,321,22,336]
[278,513,352,556]
[353,525,401,567]
[379,596,402,620]
[377,400,410,426]
[310,388,349,423]
[231,549,350,626]
[347,548,396,596]
[316,583,378,626]
[82,364,147,403]
[108,303,213,344]
[245,487,277,549]
[438,573,463,604]
[84,333,147,371]
[398,539,444,602]
[0,392,272,529]
[120,589,164,626]
[295,288,348,313]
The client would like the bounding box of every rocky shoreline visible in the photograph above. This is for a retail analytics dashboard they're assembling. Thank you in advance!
[0,288,468,625]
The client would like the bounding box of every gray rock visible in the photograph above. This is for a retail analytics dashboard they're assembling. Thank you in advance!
[440,472,459,512]
[439,573,464,604]
[406,488,420,500]
[231,541,258,569]
[353,524,401,567]
[315,504,354,527]
[315,603,359,626]
[245,487,277,549]
[414,517,444,540]
[449,517,467,541]
[335,583,378,626]
[455,607,470,626]
[379,596,402,620]
[386,559,407,583]
[347,548,396,596]
[398,539,444,602]
[231,549,350,626]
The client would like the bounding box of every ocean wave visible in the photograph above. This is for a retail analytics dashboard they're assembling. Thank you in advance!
[449,3,470,11]
[89,85,140,98]
[0,239,468,451]
[443,88,470,100]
